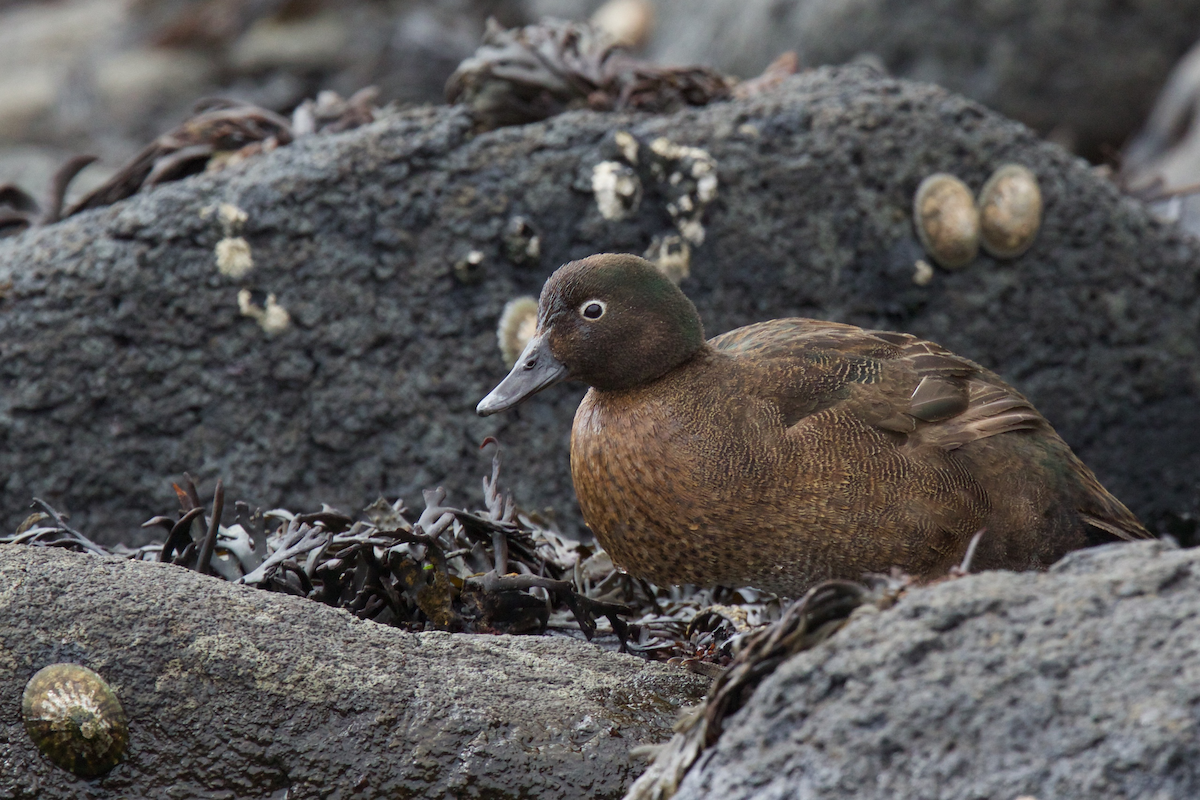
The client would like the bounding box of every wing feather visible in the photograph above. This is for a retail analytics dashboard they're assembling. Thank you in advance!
[709,318,1151,542]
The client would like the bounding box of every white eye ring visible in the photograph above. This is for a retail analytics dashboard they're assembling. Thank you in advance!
[579,299,607,320]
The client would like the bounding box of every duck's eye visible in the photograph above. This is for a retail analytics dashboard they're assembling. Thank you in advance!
[580,300,606,320]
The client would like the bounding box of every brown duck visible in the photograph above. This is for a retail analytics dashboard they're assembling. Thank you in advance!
[478,254,1150,596]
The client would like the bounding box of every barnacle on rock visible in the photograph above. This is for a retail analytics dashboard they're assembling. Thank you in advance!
[646,137,718,246]
[237,289,290,336]
[498,296,539,367]
[592,133,717,276]
[978,164,1042,259]
[216,237,254,279]
[23,664,129,778]
[644,235,691,284]
[613,130,640,164]
[217,202,248,232]
[913,173,980,270]
[592,161,643,220]
[912,259,935,286]
[503,216,541,265]
[453,249,487,284]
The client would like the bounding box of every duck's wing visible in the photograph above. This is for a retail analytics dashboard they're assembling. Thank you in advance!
[710,319,1043,446]
[710,319,1150,541]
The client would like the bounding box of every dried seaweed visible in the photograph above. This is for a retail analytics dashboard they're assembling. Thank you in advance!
[624,574,910,800]
[1,443,783,658]
[0,156,98,237]
[67,100,295,216]
[0,88,380,239]
[292,87,378,135]
[446,18,738,132]
[624,532,991,800]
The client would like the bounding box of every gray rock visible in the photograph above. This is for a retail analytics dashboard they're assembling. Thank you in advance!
[1121,37,1200,239]
[1,67,1196,546]
[675,540,1200,800]
[644,0,1200,157]
[0,544,705,798]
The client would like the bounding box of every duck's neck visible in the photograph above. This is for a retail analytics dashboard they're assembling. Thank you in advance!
[589,344,721,398]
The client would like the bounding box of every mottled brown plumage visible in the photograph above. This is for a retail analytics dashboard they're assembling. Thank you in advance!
[478,254,1150,596]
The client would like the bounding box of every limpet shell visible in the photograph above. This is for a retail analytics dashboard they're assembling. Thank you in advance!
[913,173,980,270]
[22,663,128,778]
[978,164,1042,259]
[497,296,539,368]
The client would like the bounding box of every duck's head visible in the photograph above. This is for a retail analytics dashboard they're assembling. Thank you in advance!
[477,253,705,415]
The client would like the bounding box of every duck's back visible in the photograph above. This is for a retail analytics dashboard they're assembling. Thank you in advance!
[571,318,1149,596]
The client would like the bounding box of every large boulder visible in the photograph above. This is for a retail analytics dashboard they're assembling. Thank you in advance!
[0,545,705,798]
[674,540,1200,799]
[1,67,1196,546]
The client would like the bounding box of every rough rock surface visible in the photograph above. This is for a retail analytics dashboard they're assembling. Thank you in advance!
[1,67,1197,547]
[0,545,705,799]
[675,540,1200,800]
[645,0,1200,157]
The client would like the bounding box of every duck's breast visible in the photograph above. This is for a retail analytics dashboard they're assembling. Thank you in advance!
[569,372,819,589]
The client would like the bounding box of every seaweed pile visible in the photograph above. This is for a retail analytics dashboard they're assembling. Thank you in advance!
[1,442,782,663]
[0,89,377,239]
[445,17,735,132]
[445,17,798,133]
[626,575,909,799]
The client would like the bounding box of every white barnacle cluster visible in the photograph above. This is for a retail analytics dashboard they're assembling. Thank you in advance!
[238,289,291,336]
[647,136,718,246]
[614,130,640,164]
[644,234,691,284]
[587,130,719,283]
[204,202,291,335]
[215,237,254,279]
[207,202,255,279]
[218,202,248,230]
[592,160,643,221]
